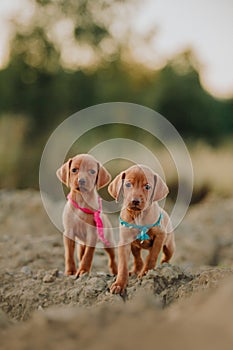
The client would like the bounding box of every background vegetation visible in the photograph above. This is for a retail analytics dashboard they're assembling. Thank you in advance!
[0,0,232,198]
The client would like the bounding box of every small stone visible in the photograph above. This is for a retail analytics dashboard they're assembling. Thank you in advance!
[49,269,59,277]
[57,270,64,278]
[96,271,106,276]
[21,266,32,276]
[43,274,55,283]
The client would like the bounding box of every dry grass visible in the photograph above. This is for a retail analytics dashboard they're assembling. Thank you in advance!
[0,115,29,187]
[189,141,233,198]
[0,114,232,200]
[155,140,233,200]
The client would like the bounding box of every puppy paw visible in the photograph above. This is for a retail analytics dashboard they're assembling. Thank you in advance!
[75,268,89,278]
[65,271,75,276]
[110,281,126,295]
[64,266,76,276]
[137,269,148,279]
[129,270,140,276]
[161,259,170,265]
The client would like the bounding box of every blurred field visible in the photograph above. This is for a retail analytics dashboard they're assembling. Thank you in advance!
[188,141,233,198]
[0,113,232,203]
[157,140,233,201]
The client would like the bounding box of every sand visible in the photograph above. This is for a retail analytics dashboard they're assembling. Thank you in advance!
[0,190,233,349]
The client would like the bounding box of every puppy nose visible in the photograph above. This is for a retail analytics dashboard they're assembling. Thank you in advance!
[78,178,86,186]
[132,199,140,206]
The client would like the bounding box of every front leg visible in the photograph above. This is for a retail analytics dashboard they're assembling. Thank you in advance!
[75,246,95,278]
[110,243,131,295]
[63,234,76,275]
[138,231,165,278]
[78,244,86,261]
[129,244,143,276]
[104,247,118,275]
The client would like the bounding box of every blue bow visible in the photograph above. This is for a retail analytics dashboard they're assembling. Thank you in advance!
[136,227,150,241]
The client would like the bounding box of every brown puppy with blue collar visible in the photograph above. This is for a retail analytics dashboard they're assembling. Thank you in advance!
[108,165,175,295]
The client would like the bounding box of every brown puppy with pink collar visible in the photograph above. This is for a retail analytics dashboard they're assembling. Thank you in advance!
[56,154,117,277]
[108,165,175,295]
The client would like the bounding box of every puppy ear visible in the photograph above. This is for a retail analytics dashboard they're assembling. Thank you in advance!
[96,164,111,189]
[56,158,72,187]
[152,174,169,201]
[108,172,125,201]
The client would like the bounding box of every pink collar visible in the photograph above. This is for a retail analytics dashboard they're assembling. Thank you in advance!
[67,193,110,247]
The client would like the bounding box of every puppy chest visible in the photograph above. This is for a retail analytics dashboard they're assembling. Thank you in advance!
[63,207,96,230]
[133,227,163,249]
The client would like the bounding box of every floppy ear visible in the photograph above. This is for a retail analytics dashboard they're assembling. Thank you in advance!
[96,164,111,189]
[56,158,72,187]
[153,174,169,201]
[108,172,125,201]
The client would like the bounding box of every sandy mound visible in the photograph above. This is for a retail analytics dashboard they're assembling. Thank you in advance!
[0,190,233,349]
[175,195,233,268]
[1,273,233,350]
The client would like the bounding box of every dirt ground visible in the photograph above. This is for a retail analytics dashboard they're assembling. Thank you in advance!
[0,190,233,349]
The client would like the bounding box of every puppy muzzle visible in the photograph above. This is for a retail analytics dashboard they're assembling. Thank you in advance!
[128,198,142,211]
[76,178,88,192]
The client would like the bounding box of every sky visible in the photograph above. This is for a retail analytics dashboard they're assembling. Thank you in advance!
[133,0,233,98]
[0,0,232,99]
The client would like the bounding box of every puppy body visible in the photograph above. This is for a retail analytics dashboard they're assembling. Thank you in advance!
[57,154,117,277]
[62,191,108,246]
[109,165,175,294]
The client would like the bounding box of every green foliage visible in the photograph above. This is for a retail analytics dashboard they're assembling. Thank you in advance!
[0,0,232,188]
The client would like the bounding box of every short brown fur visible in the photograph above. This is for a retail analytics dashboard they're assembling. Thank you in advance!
[108,165,175,295]
[56,154,117,277]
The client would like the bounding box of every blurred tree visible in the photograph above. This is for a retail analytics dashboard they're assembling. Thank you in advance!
[0,0,136,135]
[0,0,232,188]
[1,0,232,141]
[154,51,224,141]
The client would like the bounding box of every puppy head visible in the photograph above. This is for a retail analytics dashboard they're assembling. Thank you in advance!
[108,165,168,211]
[56,154,111,192]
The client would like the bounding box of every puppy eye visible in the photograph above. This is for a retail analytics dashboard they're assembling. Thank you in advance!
[71,168,78,173]
[144,184,151,190]
[125,182,131,188]
[89,169,96,175]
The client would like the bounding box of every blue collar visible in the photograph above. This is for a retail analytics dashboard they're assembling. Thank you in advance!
[119,213,163,242]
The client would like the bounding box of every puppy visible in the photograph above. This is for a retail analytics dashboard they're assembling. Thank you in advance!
[56,154,117,277]
[108,164,175,294]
